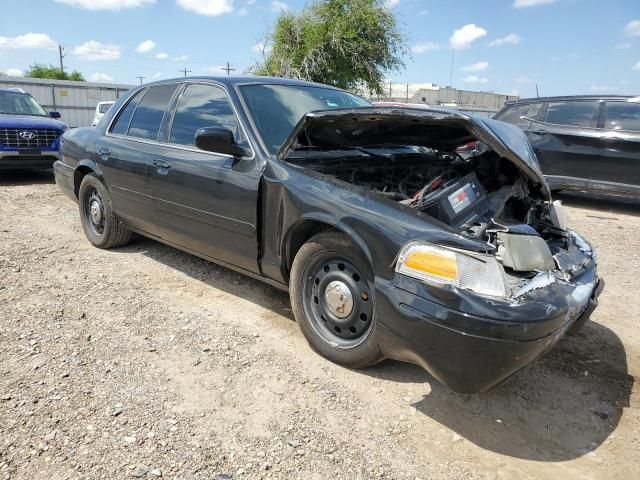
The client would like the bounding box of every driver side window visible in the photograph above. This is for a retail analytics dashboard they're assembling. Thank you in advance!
[169,84,246,148]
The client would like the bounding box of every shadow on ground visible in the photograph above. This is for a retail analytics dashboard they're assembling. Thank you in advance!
[115,235,633,464]
[0,169,55,186]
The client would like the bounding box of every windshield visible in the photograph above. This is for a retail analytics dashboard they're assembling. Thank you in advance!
[240,84,371,154]
[0,91,48,117]
[98,103,113,114]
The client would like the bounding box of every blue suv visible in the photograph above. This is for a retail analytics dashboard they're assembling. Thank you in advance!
[0,88,67,170]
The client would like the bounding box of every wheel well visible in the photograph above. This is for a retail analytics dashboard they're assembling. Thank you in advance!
[286,220,337,275]
[74,166,94,198]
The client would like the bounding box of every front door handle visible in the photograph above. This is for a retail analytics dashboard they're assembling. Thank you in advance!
[152,158,171,169]
[98,146,111,155]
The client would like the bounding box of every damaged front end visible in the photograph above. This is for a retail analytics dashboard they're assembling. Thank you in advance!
[281,107,599,308]
[281,107,602,392]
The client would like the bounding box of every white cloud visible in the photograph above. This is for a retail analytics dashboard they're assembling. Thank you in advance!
[625,20,640,37]
[384,0,400,8]
[488,33,521,47]
[513,0,557,8]
[463,75,489,84]
[252,41,272,54]
[614,42,632,50]
[136,40,156,53]
[89,72,115,82]
[450,24,487,50]
[271,1,288,12]
[462,61,489,72]
[516,74,532,83]
[152,72,163,79]
[176,0,233,16]
[155,52,169,59]
[54,0,155,10]
[73,41,122,60]
[6,68,23,77]
[0,33,57,50]
[411,42,441,54]
[633,61,640,71]
[238,7,248,15]
[172,54,188,61]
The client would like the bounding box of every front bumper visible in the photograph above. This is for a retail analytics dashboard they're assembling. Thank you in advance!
[375,264,602,394]
[0,150,60,170]
[53,160,76,201]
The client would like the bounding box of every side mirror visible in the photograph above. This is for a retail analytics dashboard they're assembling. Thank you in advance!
[194,127,249,157]
[49,111,62,119]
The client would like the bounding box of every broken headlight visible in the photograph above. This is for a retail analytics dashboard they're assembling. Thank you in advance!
[396,241,509,298]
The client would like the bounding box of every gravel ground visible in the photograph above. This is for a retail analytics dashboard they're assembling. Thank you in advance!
[1,171,639,480]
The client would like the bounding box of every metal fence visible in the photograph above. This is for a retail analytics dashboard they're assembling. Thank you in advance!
[0,76,134,128]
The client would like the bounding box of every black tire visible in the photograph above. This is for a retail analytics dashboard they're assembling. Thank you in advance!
[290,231,383,369]
[78,174,131,249]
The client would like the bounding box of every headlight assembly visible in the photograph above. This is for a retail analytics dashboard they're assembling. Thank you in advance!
[396,242,509,298]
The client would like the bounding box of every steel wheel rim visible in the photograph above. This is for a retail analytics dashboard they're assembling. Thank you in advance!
[83,187,105,236]
[302,253,374,349]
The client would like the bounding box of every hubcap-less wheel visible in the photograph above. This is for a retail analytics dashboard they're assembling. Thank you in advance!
[303,256,374,348]
[83,187,105,236]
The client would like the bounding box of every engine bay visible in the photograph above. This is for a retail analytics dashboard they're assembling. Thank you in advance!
[286,145,589,280]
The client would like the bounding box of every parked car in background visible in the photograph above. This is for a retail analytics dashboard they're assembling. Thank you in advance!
[54,77,601,393]
[494,95,640,197]
[91,101,115,127]
[0,88,66,170]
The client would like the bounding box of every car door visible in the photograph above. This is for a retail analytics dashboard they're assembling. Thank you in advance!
[590,100,640,194]
[149,82,262,274]
[526,100,601,190]
[96,84,179,234]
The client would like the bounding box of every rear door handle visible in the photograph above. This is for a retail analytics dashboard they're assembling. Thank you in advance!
[152,158,171,169]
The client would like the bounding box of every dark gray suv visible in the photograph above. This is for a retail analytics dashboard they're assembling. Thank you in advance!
[494,95,640,197]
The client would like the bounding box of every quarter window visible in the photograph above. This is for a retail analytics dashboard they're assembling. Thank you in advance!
[127,84,178,140]
[603,101,640,132]
[169,84,245,147]
[544,101,598,128]
[496,104,539,128]
[110,90,145,135]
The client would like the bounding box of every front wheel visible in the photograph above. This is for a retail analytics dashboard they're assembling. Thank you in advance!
[289,231,383,369]
[78,174,131,249]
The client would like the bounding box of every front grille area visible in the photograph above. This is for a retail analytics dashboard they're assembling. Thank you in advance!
[0,128,61,148]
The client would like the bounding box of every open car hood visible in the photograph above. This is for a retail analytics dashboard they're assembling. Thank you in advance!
[278,107,550,199]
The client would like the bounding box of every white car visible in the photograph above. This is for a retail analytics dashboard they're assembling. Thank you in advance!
[91,101,115,127]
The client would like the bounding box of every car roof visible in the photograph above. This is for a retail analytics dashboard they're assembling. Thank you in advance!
[505,94,636,106]
[0,88,29,95]
[142,75,342,90]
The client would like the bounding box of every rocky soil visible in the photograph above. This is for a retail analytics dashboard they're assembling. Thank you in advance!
[1,171,638,480]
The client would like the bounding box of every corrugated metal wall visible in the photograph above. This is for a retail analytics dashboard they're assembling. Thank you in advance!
[0,76,134,128]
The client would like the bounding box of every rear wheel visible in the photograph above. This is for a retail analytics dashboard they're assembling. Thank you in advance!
[78,174,131,249]
[290,231,383,368]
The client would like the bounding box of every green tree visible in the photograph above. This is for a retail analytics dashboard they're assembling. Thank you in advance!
[25,63,85,82]
[254,0,407,95]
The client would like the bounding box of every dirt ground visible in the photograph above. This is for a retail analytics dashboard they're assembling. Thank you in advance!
[1,170,638,480]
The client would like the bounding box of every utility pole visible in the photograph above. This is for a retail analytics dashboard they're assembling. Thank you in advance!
[136,76,146,85]
[221,62,235,76]
[535,84,540,98]
[179,68,191,78]
[58,45,65,74]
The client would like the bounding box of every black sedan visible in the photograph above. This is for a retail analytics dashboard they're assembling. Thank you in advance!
[54,77,602,393]
[494,95,640,197]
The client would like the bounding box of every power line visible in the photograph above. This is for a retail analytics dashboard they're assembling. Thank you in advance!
[179,68,191,77]
[221,62,235,76]
[136,76,146,85]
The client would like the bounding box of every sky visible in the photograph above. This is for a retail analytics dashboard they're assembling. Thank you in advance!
[0,0,638,98]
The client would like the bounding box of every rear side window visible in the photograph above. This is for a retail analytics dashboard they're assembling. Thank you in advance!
[169,84,245,146]
[603,101,640,132]
[496,103,541,128]
[127,84,178,140]
[544,101,598,127]
[110,90,145,135]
